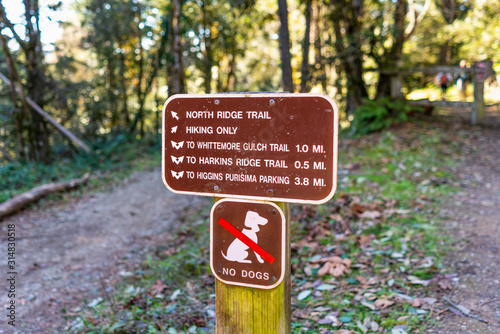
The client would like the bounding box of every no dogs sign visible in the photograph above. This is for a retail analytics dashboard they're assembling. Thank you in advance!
[210,199,285,289]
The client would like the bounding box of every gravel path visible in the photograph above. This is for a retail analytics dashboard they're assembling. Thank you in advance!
[433,128,500,333]
[0,168,209,333]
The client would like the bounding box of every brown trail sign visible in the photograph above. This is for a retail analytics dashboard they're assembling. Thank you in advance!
[161,93,338,333]
[162,93,338,204]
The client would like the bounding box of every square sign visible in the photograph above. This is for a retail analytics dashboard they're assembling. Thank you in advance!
[210,199,285,289]
[162,93,338,204]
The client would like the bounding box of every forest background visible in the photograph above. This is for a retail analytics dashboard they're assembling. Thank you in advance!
[0,0,499,200]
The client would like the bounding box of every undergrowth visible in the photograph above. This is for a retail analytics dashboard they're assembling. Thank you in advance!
[67,122,464,334]
[348,98,422,137]
[0,133,162,204]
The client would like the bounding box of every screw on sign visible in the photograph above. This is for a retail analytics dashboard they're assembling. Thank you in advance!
[210,199,285,289]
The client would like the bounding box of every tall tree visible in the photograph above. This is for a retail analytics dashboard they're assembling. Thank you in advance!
[300,0,313,92]
[0,0,52,162]
[277,0,294,92]
[170,0,185,95]
[329,0,368,111]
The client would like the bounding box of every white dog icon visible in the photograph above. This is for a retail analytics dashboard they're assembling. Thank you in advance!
[221,211,268,264]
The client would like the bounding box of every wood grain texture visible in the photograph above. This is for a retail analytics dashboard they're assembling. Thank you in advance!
[215,202,291,334]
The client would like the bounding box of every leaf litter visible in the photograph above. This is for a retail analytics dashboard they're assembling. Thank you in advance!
[68,123,468,333]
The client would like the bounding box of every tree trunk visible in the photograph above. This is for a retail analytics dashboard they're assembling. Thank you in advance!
[329,0,368,112]
[0,32,27,161]
[119,46,130,127]
[376,0,406,98]
[277,0,294,92]
[0,174,90,218]
[300,0,312,93]
[312,1,327,92]
[23,0,52,163]
[226,53,237,92]
[171,0,185,95]
[437,0,455,65]
[202,1,213,94]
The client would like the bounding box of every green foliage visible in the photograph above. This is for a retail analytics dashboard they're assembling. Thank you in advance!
[0,133,161,204]
[348,98,421,137]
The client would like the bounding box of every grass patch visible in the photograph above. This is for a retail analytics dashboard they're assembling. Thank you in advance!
[68,121,464,333]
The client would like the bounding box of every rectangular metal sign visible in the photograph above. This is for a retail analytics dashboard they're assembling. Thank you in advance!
[162,93,338,204]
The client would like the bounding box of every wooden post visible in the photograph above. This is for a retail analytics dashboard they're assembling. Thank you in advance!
[471,78,484,125]
[473,79,485,125]
[215,202,291,334]
[472,61,490,125]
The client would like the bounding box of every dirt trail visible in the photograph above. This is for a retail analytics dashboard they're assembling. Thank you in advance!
[0,127,499,334]
[0,168,209,333]
[433,128,500,333]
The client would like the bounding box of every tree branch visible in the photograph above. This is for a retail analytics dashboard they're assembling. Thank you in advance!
[0,2,27,50]
[405,0,431,38]
[0,71,91,153]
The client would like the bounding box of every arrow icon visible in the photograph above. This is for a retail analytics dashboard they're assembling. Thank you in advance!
[171,171,184,179]
[171,111,179,120]
[171,126,178,133]
[171,141,184,150]
[171,156,184,164]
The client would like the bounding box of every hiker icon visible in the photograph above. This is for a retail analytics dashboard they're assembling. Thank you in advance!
[221,211,268,264]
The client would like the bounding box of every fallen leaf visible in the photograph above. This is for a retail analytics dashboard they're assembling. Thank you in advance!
[361,301,376,310]
[411,298,424,307]
[318,314,339,325]
[169,289,181,301]
[87,297,103,308]
[363,317,371,330]
[430,274,453,290]
[359,210,382,219]
[357,234,374,247]
[356,275,368,285]
[352,203,366,216]
[331,263,347,277]
[407,275,430,286]
[297,289,312,301]
[374,298,395,309]
[392,328,407,334]
[318,262,332,276]
[357,320,368,333]
[313,255,343,263]
[342,258,352,267]
[150,280,168,296]
[316,283,336,291]
[338,316,352,323]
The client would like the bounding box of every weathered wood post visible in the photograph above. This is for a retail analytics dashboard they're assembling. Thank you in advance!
[162,93,338,333]
[213,200,290,333]
[472,60,493,125]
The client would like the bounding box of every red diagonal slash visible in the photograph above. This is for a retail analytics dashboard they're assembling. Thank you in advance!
[218,218,275,264]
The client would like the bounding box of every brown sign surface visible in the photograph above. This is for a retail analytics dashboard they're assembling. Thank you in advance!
[162,93,338,204]
[210,199,285,289]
